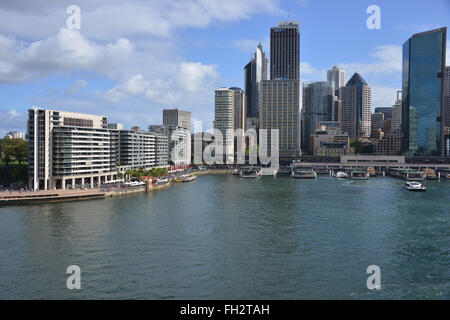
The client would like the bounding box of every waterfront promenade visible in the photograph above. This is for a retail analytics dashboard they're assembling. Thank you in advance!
[0,169,232,205]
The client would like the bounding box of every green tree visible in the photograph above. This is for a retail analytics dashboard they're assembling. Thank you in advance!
[3,139,28,164]
[2,154,11,166]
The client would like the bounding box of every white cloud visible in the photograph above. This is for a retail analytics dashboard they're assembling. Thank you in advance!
[0,28,134,83]
[231,37,269,54]
[104,62,219,104]
[300,62,327,81]
[178,62,219,92]
[0,0,283,41]
[65,79,88,95]
[371,86,399,108]
[0,109,27,136]
[0,0,284,131]
[340,45,402,76]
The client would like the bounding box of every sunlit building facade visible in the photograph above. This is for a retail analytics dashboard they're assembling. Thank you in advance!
[402,27,447,156]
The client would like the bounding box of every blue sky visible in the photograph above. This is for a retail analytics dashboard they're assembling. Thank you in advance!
[0,0,449,135]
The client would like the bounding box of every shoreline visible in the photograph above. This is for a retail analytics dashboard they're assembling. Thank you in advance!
[0,169,232,206]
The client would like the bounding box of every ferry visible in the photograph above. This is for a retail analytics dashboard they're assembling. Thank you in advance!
[335,171,348,179]
[155,178,170,186]
[182,175,197,182]
[277,166,293,176]
[174,174,197,183]
[292,167,317,179]
[367,167,376,177]
[347,169,369,180]
[123,181,146,187]
[404,181,426,192]
[239,167,262,178]
[424,168,438,180]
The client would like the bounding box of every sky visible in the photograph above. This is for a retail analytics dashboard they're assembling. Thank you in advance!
[0,0,449,136]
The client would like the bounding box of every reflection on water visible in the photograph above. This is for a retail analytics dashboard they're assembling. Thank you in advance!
[0,176,449,299]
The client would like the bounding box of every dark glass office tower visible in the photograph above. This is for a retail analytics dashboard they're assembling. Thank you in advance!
[301,81,335,153]
[270,20,300,80]
[340,73,372,138]
[402,27,447,156]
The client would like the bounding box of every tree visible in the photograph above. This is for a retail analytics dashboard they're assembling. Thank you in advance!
[2,154,11,166]
[3,139,28,164]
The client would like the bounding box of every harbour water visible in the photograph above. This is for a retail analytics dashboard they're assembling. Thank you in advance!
[0,175,449,299]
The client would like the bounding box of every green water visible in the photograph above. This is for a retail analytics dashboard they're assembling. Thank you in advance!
[0,175,448,299]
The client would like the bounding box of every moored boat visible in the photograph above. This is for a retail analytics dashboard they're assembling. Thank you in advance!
[424,168,438,180]
[239,167,262,178]
[348,169,369,180]
[277,166,292,176]
[155,178,170,186]
[123,181,146,187]
[232,169,240,176]
[292,167,317,179]
[182,175,197,182]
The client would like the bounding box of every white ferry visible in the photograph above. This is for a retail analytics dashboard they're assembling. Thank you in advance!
[123,181,146,187]
[404,181,426,192]
[335,171,348,179]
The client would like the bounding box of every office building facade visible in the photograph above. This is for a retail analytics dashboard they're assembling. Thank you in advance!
[270,20,300,81]
[149,125,189,165]
[392,91,402,130]
[301,81,335,153]
[259,80,301,159]
[374,107,393,120]
[327,66,346,98]
[213,88,235,162]
[27,108,118,190]
[445,66,450,127]
[163,108,191,133]
[117,129,168,170]
[402,27,447,156]
[244,43,268,119]
[340,73,372,139]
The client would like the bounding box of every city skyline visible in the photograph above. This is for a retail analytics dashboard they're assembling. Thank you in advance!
[0,0,449,136]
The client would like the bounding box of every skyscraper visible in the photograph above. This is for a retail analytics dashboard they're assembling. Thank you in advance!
[244,43,268,119]
[162,108,191,164]
[301,81,335,153]
[229,87,246,155]
[374,107,393,120]
[214,87,235,162]
[327,66,346,98]
[392,91,402,130]
[229,87,246,131]
[259,80,301,160]
[402,27,447,156]
[340,73,372,139]
[163,108,191,132]
[445,66,450,128]
[270,20,300,80]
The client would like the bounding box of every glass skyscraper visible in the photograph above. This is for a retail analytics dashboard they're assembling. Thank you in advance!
[402,27,447,156]
[340,73,372,138]
[270,20,300,81]
[301,81,335,153]
[244,43,268,119]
